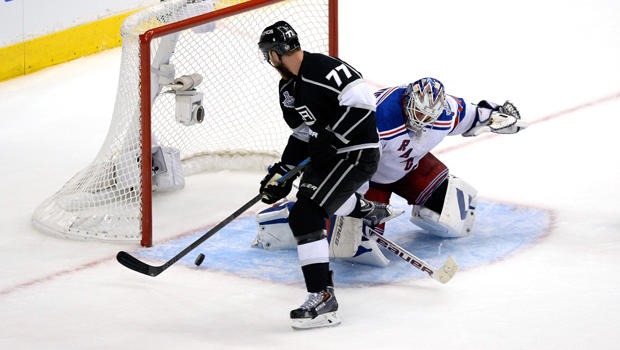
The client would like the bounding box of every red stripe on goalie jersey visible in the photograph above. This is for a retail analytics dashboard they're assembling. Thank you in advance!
[448,95,466,131]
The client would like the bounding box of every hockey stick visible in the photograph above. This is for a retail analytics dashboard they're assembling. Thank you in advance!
[116,158,310,277]
[364,226,458,284]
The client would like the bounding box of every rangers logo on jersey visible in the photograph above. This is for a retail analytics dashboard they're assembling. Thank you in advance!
[295,105,317,125]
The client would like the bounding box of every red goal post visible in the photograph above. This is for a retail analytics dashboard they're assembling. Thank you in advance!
[32,0,338,247]
[138,0,338,246]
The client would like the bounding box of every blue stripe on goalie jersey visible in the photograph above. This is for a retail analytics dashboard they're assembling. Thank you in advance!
[451,96,467,124]
[375,87,407,133]
[381,129,409,141]
[424,95,466,131]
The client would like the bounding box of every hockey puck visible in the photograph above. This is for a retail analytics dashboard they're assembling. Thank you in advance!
[194,253,205,266]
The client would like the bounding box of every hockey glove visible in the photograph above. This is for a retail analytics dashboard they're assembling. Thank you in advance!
[308,128,338,166]
[463,101,528,137]
[490,101,528,134]
[259,162,298,204]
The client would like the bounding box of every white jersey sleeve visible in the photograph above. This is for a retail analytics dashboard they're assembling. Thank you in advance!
[446,95,482,136]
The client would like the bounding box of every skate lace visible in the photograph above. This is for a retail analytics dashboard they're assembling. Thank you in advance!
[299,291,326,310]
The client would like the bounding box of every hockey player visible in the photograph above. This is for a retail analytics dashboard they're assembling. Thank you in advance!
[252,78,527,267]
[367,77,527,238]
[257,21,400,329]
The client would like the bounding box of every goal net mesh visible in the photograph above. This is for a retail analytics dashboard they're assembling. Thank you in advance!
[32,0,331,243]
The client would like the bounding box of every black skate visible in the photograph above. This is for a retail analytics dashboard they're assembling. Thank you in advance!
[362,200,404,227]
[290,286,340,329]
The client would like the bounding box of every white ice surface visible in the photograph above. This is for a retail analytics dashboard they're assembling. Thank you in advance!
[1,0,619,349]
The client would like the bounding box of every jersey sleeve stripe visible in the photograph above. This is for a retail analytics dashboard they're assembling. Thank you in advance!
[341,109,373,138]
[431,118,454,131]
[427,125,452,131]
[379,125,407,137]
[301,75,341,94]
[376,87,399,105]
[452,112,460,130]
[279,79,294,92]
[331,107,351,131]
[380,130,408,140]
[415,168,449,205]
[336,142,380,153]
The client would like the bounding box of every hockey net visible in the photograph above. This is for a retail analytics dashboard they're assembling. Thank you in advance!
[32,0,337,246]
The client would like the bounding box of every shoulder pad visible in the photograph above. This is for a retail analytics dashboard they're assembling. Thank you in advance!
[301,52,363,92]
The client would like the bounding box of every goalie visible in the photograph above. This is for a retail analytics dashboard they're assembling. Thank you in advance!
[253,77,527,265]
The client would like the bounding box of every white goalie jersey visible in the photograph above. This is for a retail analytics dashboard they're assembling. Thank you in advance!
[372,86,480,184]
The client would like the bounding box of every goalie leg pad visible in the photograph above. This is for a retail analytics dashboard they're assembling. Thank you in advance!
[328,217,389,265]
[345,233,390,267]
[410,175,477,238]
[252,202,390,266]
[253,202,298,250]
[253,201,326,250]
[326,215,362,258]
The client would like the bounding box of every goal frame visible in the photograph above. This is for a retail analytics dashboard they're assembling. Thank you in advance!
[138,0,338,246]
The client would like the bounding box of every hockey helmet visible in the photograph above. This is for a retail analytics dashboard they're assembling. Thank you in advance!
[403,77,447,132]
[258,21,300,64]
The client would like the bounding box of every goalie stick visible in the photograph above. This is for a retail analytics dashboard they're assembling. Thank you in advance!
[364,226,458,284]
[116,158,310,277]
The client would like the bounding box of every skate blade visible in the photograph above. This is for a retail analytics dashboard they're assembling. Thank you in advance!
[378,209,405,225]
[291,312,341,330]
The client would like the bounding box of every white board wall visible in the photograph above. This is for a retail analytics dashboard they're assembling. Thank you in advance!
[0,0,159,47]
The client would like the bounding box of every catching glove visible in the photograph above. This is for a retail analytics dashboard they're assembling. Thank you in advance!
[259,162,298,204]
[463,101,528,137]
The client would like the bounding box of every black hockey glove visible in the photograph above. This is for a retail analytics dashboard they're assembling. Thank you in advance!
[259,162,298,204]
[308,128,338,166]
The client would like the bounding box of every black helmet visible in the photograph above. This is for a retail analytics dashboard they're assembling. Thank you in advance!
[258,21,300,62]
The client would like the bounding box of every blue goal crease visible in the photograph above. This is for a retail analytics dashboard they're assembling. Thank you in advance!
[135,197,551,287]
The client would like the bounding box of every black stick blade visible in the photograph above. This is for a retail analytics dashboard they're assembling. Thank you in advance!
[116,251,163,277]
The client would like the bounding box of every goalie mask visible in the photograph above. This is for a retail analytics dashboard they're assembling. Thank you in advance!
[258,21,300,66]
[403,77,447,132]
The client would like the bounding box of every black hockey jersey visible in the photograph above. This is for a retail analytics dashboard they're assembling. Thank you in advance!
[278,52,379,157]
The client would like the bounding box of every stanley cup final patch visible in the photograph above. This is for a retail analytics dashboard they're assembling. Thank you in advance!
[282,91,295,108]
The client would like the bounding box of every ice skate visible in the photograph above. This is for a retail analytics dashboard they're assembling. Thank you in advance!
[290,286,340,329]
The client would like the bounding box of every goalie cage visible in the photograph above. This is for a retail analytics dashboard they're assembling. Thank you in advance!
[32,0,338,246]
